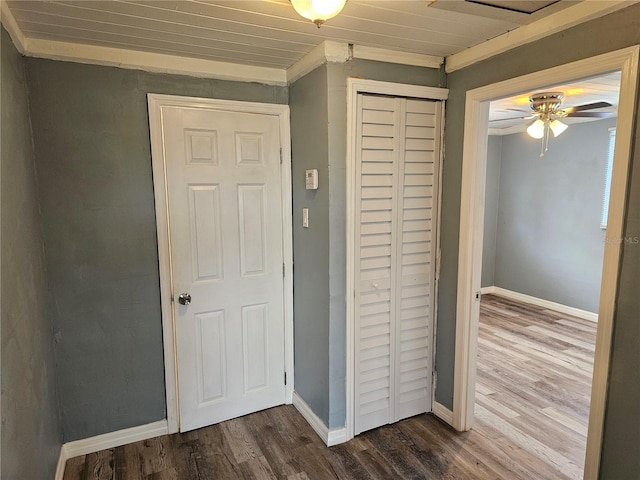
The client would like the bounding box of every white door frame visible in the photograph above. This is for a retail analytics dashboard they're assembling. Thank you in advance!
[453,46,639,479]
[345,78,449,441]
[147,94,294,433]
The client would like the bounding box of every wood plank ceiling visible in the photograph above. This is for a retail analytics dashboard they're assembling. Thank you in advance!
[6,0,573,69]
[3,1,623,123]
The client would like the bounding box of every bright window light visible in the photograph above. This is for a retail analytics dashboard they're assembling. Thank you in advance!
[601,127,616,229]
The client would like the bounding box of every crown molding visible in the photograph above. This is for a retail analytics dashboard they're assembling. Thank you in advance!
[286,41,443,84]
[445,0,638,73]
[352,45,442,69]
[488,124,527,136]
[1,0,26,53]
[24,37,287,85]
[286,40,349,83]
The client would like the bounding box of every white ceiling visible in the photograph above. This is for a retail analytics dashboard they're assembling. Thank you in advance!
[488,71,621,134]
[2,0,636,93]
[5,0,577,70]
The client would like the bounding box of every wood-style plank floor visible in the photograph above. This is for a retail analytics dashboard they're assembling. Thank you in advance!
[64,295,595,480]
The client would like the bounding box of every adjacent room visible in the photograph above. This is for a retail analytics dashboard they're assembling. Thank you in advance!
[475,76,619,479]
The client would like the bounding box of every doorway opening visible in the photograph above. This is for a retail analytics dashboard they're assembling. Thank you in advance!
[453,46,639,479]
[478,73,618,477]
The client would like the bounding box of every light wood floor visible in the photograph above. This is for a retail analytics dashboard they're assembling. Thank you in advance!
[64,295,595,479]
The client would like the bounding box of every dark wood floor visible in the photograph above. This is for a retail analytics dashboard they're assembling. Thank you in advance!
[64,295,595,480]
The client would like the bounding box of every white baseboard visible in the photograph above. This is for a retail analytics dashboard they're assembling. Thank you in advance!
[480,286,598,322]
[54,420,169,479]
[432,401,454,426]
[292,391,347,447]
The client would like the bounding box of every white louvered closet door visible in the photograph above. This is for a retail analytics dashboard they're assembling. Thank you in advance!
[354,93,441,435]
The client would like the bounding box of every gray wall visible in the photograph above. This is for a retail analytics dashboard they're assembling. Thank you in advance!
[1,27,62,479]
[290,65,331,425]
[25,58,287,441]
[290,59,444,429]
[6,9,637,475]
[439,5,640,478]
[486,120,613,312]
[481,136,502,287]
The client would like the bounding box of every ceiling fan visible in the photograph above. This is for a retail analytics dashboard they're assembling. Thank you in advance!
[494,91,613,156]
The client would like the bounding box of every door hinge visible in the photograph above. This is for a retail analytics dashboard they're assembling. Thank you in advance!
[280,147,283,164]
[283,262,285,277]
[284,372,287,385]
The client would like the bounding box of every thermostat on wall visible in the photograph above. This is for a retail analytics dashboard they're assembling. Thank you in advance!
[305,169,318,190]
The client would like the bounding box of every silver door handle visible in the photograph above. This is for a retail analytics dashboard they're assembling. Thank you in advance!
[178,293,191,305]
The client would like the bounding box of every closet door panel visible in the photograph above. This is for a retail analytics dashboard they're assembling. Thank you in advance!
[395,99,438,421]
[355,94,440,434]
[354,94,398,434]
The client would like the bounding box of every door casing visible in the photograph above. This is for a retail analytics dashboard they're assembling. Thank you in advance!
[345,78,449,442]
[148,94,294,433]
[453,46,639,480]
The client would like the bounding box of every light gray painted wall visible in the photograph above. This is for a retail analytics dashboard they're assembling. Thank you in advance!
[491,120,613,312]
[25,57,287,441]
[481,136,502,287]
[440,5,640,478]
[290,65,331,425]
[290,58,443,429]
[1,26,62,478]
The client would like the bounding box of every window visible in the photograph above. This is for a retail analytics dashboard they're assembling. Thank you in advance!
[601,127,616,229]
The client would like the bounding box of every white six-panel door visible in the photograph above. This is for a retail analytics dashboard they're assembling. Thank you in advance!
[161,105,286,432]
[354,94,441,435]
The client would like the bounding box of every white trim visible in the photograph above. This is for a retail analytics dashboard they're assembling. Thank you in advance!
[55,420,169,478]
[286,40,349,83]
[488,124,527,136]
[23,37,287,85]
[64,420,168,459]
[347,78,449,101]
[481,286,598,322]
[0,0,26,54]
[445,1,636,73]
[352,45,443,69]
[432,401,454,426]
[453,46,639,480]
[147,94,294,434]
[345,78,449,441]
[54,446,67,480]
[292,392,347,447]
[324,40,351,63]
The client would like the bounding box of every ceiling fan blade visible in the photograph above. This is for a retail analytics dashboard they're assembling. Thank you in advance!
[489,115,532,122]
[564,101,613,114]
[505,108,530,113]
[566,111,614,118]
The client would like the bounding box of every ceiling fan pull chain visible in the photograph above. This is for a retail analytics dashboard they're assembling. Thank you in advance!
[545,122,550,155]
[540,122,547,157]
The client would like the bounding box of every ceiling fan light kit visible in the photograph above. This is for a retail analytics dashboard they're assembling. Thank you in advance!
[524,91,611,157]
[526,119,545,139]
[290,0,347,27]
[549,119,568,137]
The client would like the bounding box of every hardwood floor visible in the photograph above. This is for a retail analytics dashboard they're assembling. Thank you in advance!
[64,295,595,480]
[474,294,596,480]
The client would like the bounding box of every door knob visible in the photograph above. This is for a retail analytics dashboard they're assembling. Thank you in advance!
[178,293,191,305]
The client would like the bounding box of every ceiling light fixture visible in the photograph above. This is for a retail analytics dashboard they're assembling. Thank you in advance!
[290,0,347,27]
[526,92,569,157]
